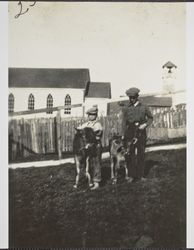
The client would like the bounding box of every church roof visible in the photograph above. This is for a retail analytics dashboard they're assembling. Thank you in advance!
[9,68,90,89]
[162,61,177,69]
[86,82,111,99]
[139,96,172,107]
[107,96,172,115]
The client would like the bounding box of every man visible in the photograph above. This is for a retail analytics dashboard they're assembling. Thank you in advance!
[77,106,103,190]
[121,87,153,182]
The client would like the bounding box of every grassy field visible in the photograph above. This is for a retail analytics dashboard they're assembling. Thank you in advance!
[9,148,186,248]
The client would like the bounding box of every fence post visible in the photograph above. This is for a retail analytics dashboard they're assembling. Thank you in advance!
[56,109,62,160]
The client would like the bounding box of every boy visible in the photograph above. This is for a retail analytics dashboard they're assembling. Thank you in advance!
[77,106,103,190]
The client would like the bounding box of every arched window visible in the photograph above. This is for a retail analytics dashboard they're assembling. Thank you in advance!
[46,94,53,114]
[64,94,71,114]
[8,93,14,113]
[28,94,35,110]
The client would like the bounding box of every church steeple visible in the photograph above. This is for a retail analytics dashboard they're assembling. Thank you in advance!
[162,61,177,94]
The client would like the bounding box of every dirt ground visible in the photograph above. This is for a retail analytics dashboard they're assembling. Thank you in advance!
[9,148,186,248]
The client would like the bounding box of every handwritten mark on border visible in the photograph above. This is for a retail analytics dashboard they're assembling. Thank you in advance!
[15,1,37,19]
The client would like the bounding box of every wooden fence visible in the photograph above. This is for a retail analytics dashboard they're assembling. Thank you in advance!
[9,107,186,162]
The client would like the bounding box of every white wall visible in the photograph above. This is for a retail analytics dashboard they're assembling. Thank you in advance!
[9,87,85,118]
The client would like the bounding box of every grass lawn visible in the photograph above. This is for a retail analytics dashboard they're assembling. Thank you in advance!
[9,148,186,248]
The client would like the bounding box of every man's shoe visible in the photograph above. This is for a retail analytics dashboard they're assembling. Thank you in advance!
[127,177,134,183]
[112,179,117,185]
[90,182,99,190]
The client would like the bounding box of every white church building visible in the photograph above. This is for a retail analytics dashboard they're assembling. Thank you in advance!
[8,68,111,118]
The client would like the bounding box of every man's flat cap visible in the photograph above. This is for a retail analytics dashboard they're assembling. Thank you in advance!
[86,106,98,115]
[126,87,140,97]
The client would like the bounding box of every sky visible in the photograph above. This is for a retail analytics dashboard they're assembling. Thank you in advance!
[9,2,186,98]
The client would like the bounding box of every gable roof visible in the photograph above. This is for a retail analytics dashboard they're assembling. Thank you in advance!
[9,68,90,89]
[162,61,177,69]
[139,96,172,107]
[107,96,172,116]
[85,82,111,99]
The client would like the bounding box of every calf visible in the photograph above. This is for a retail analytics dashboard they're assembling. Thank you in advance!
[73,127,97,189]
[109,136,130,184]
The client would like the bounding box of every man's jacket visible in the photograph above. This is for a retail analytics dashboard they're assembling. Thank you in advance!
[120,101,153,134]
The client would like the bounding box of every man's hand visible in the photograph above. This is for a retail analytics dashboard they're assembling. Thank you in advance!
[85,143,90,149]
[139,123,147,130]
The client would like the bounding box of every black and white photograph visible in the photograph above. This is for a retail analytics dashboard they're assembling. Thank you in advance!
[0,0,192,248]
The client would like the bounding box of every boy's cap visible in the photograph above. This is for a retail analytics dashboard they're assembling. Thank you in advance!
[86,106,98,115]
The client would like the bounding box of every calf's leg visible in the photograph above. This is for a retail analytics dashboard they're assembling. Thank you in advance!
[110,156,115,181]
[74,155,81,188]
[124,161,129,180]
[112,159,120,184]
[85,156,93,187]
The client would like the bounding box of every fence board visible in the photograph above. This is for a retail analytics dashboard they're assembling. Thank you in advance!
[9,108,186,161]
